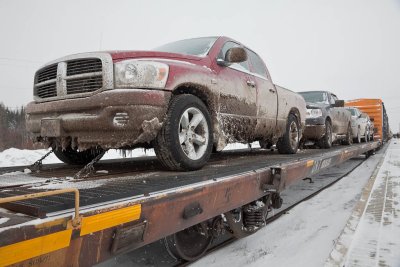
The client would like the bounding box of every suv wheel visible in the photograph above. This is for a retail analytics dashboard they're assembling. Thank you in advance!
[154,94,213,171]
[53,146,104,165]
[277,114,300,154]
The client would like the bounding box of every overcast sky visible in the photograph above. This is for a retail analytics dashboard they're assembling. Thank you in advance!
[0,0,399,131]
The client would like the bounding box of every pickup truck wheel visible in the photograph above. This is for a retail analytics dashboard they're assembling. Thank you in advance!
[53,146,105,165]
[319,120,332,148]
[342,124,353,145]
[277,114,299,154]
[154,94,213,171]
[259,140,273,149]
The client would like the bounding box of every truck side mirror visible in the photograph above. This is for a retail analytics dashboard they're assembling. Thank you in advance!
[225,47,247,63]
[370,118,375,122]
[333,100,344,107]
[217,47,248,67]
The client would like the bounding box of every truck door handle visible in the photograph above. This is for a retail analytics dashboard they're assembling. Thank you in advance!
[269,89,276,93]
[246,80,256,87]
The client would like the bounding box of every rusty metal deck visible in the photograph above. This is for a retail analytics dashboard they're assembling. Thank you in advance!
[0,142,381,267]
[0,147,339,218]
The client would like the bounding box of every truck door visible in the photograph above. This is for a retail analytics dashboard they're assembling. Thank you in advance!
[329,93,345,134]
[247,49,278,138]
[214,41,257,140]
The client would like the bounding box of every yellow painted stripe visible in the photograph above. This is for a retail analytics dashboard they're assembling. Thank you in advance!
[306,160,314,167]
[0,229,72,266]
[80,204,141,236]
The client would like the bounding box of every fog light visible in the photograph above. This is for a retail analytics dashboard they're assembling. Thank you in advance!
[113,112,129,127]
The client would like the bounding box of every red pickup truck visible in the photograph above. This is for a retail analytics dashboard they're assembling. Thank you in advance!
[26,36,306,170]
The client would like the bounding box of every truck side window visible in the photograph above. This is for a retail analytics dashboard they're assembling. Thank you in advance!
[218,41,250,72]
[330,94,337,105]
[247,50,268,78]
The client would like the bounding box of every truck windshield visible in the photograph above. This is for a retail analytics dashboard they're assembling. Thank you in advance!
[299,92,329,104]
[347,108,356,116]
[154,37,218,57]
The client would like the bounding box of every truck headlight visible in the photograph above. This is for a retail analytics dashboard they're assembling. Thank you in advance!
[306,108,322,118]
[114,60,169,89]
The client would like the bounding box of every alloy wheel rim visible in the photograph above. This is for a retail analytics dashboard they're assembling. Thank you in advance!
[178,107,209,160]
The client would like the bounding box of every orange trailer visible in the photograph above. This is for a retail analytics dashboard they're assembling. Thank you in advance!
[345,99,389,142]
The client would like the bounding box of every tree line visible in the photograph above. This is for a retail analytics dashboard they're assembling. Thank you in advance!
[0,103,36,151]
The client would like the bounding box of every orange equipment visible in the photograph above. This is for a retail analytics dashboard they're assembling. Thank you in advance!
[345,99,389,142]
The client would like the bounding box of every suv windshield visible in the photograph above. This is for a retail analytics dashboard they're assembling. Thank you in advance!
[299,91,329,104]
[154,37,218,57]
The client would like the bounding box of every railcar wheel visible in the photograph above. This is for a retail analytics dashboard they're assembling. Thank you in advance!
[164,222,213,261]
[154,94,213,171]
[277,114,300,154]
[53,146,104,165]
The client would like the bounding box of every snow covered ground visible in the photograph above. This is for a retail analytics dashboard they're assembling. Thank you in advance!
[193,142,397,267]
[0,143,259,167]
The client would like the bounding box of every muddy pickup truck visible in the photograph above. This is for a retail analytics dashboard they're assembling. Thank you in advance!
[298,91,352,148]
[26,36,306,171]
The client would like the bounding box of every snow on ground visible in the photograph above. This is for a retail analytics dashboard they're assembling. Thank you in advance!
[193,145,386,267]
[0,142,259,168]
[340,140,400,267]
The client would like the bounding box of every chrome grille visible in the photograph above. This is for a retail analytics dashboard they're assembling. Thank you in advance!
[36,83,57,98]
[34,55,109,100]
[37,64,57,83]
[67,76,103,94]
[67,58,102,76]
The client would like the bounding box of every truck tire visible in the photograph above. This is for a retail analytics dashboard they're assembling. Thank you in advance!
[342,124,353,145]
[53,146,104,165]
[277,114,300,154]
[259,140,273,149]
[154,94,213,171]
[318,120,332,148]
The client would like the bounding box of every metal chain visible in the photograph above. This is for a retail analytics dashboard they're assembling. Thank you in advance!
[30,149,54,171]
[73,150,106,179]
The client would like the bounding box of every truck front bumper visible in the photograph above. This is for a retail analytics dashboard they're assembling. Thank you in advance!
[26,89,171,149]
[303,124,326,140]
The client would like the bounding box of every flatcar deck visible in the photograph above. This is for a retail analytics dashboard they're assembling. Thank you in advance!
[0,142,380,267]
[1,146,347,218]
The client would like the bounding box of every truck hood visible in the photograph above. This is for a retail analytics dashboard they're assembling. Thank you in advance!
[305,102,328,109]
[109,50,203,62]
